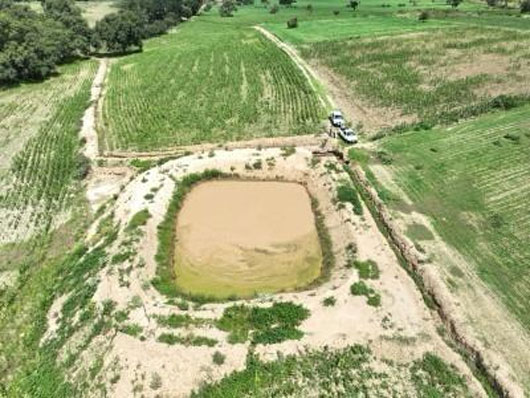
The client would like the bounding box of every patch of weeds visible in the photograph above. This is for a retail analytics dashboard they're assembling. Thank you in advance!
[212,351,226,366]
[128,295,143,310]
[280,146,296,158]
[120,323,143,337]
[411,352,468,397]
[350,281,381,307]
[376,150,393,165]
[130,158,155,172]
[336,184,363,215]
[114,310,129,323]
[150,372,162,390]
[216,302,310,345]
[503,132,520,143]
[406,223,434,241]
[322,296,336,307]
[144,193,155,200]
[157,333,217,347]
[252,159,262,170]
[353,259,380,280]
[155,313,208,328]
[309,197,335,285]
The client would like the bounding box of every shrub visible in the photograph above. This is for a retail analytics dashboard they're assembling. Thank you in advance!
[126,209,151,232]
[522,0,530,12]
[350,281,381,307]
[306,4,313,12]
[219,0,237,16]
[333,9,340,15]
[322,296,336,306]
[216,302,310,344]
[336,184,363,215]
[75,153,91,180]
[213,351,226,365]
[269,4,279,13]
[157,333,217,347]
[353,260,380,280]
[120,323,143,337]
[418,10,429,21]
[287,17,298,28]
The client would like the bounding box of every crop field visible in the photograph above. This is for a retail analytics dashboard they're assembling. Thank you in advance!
[100,18,324,152]
[375,105,530,329]
[301,25,530,129]
[0,61,97,242]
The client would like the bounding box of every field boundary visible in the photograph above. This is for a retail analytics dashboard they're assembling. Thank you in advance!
[344,160,524,398]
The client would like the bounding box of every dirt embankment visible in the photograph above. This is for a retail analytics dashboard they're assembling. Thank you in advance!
[346,163,524,398]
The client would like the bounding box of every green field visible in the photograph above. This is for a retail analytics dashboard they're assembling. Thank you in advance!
[0,61,97,242]
[373,106,530,328]
[301,25,530,129]
[100,18,324,151]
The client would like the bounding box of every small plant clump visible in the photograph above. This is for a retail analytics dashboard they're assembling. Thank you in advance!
[212,351,226,366]
[287,17,298,29]
[322,296,336,307]
[157,333,218,347]
[353,259,380,280]
[336,184,363,215]
[216,302,310,344]
[350,281,381,307]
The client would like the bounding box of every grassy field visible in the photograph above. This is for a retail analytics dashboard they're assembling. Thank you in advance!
[301,25,530,129]
[100,17,324,151]
[193,345,472,397]
[373,105,530,329]
[0,61,97,243]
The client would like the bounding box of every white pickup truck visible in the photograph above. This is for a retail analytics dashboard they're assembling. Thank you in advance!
[329,110,345,127]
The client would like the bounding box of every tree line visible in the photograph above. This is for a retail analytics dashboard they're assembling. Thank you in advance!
[0,0,201,85]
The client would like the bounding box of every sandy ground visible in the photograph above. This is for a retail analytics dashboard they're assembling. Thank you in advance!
[45,147,490,398]
[175,180,321,298]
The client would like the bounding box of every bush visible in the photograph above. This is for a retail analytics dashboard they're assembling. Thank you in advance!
[75,154,91,180]
[322,296,336,306]
[213,351,226,365]
[219,0,237,16]
[286,17,298,28]
[353,260,380,280]
[337,184,363,215]
[522,0,530,12]
[333,9,340,15]
[350,281,381,307]
[269,4,279,13]
[418,10,429,21]
[216,302,310,344]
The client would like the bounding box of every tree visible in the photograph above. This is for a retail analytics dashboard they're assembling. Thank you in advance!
[279,0,296,6]
[349,0,359,10]
[521,0,530,12]
[485,0,497,6]
[219,0,237,16]
[269,3,279,12]
[418,10,429,21]
[286,16,297,28]
[93,11,143,53]
[42,0,91,54]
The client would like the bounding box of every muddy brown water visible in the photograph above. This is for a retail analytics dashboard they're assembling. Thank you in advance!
[174,180,322,298]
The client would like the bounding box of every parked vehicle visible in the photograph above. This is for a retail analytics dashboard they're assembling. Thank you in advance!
[338,126,358,144]
[329,110,345,127]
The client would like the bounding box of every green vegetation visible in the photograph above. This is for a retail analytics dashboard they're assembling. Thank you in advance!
[378,105,530,329]
[101,17,324,151]
[212,351,226,366]
[120,323,143,337]
[337,183,363,215]
[353,259,380,280]
[125,209,151,232]
[216,302,310,345]
[192,345,471,397]
[351,281,382,307]
[157,333,218,347]
[322,296,336,306]
[155,313,208,328]
[0,60,97,240]
[302,26,530,129]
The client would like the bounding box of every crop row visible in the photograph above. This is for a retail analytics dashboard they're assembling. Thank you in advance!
[101,20,324,151]
[0,61,97,241]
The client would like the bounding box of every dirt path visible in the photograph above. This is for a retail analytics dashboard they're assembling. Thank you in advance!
[81,58,108,160]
